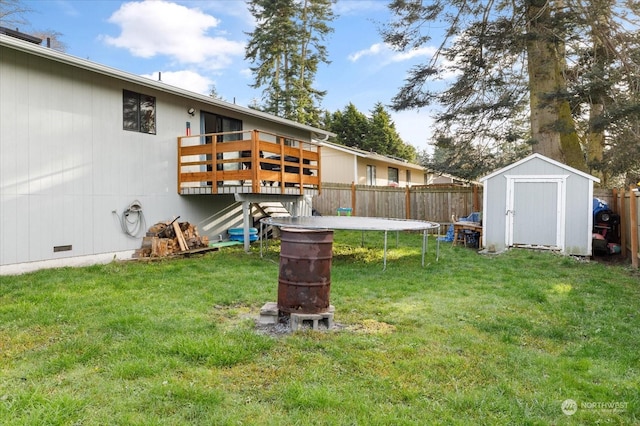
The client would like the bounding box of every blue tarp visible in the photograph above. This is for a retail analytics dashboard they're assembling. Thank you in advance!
[593,198,609,216]
[438,212,482,244]
[438,224,455,242]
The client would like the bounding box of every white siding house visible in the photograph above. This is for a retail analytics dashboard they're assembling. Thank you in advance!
[320,141,424,186]
[479,153,599,256]
[0,33,332,274]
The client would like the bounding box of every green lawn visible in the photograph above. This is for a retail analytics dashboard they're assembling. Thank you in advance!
[1,231,638,425]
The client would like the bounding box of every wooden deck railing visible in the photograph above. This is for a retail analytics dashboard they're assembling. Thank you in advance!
[177,129,321,195]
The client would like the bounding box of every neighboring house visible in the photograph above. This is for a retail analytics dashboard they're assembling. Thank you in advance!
[0,31,333,274]
[424,171,473,186]
[320,140,425,186]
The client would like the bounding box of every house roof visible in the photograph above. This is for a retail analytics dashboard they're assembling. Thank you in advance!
[479,153,601,183]
[320,140,425,170]
[0,34,335,141]
[0,26,42,44]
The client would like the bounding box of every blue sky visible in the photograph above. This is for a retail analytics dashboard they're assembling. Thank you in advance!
[21,0,441,153]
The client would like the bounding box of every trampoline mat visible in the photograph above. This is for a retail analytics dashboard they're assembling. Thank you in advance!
[261,216,439,232]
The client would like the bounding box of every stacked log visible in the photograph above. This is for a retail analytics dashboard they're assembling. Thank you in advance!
[133,220,209,258]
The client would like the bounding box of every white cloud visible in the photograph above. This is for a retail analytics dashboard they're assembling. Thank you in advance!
[348,43,435,64]
[58,0,80,17]
[141,70,214,95]
[348,43,384,62]
[200,0,254,26]
[389,46,437,62]
[334,1,387,16]
[102,0,244,68]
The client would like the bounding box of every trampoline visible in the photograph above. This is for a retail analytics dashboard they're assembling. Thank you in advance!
[260,216,441,270]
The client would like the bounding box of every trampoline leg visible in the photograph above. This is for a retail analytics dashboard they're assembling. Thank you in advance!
[436,224,440,261]
[383,230,388,271]
[422,229,426,267]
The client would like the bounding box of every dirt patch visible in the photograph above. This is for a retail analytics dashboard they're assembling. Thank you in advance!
[592,253,630,266]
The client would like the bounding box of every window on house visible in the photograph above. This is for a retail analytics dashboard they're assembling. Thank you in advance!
[388,167,399,185]
[406,170,411,184]
[123,90,156,134]
[366,165,376,185]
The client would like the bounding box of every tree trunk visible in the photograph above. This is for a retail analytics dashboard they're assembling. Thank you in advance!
[585,0,613,183]
[526,0,586,171]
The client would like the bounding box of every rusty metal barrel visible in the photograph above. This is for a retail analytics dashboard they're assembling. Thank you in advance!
[278,228,334,314]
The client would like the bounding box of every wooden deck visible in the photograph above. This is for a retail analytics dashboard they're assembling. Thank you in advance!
[177,129,321,195]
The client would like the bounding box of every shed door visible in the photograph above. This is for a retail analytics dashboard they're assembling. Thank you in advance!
[505,176,567,250]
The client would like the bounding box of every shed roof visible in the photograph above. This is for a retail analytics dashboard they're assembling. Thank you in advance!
[479,153,600,183]
[0,34,335,141]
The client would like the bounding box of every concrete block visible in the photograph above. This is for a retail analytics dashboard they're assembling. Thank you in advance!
[290,312,334,331]
[260,302,279,315]
[259,302,279,325]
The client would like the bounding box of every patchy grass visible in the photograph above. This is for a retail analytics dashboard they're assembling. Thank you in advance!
[1,230,639,425]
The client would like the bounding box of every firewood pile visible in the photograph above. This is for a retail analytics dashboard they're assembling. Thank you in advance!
[133,219,210,258]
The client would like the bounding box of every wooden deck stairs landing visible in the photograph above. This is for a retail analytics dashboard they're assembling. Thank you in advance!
[253,201,292,219]
[234,194,311,250]
[251,201,291,241]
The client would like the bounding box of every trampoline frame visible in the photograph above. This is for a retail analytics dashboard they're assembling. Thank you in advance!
[260,216,440,270]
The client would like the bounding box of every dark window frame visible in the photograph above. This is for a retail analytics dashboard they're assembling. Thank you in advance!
[366,165,376,185]
[388,167,399,184]
[123,89,156,134]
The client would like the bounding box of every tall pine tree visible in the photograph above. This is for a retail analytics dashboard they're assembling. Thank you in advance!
[326,103,416,162]
[382,0,640,183]
[245,0,334,127]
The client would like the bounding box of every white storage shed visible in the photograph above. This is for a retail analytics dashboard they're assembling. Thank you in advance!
[479,153,600,256]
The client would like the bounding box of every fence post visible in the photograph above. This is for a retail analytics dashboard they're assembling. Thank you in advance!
[619,188,627,257]
[473,184,480,212]
[405,186,411,219]
[351,181,357,216]
[630,185,638,269]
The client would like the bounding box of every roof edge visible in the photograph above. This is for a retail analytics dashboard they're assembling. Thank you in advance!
[479,153,600,183]
[0,34,334,138]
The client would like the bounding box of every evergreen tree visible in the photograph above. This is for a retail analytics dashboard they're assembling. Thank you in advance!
[329,103,369,148]
[326,103,417,162]
[382,0,640,182]
[245,0,334,127]
[368,102,416,161]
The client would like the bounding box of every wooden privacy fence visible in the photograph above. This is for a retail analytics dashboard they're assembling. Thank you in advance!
[315,184,638,268]
[313,183,482,224]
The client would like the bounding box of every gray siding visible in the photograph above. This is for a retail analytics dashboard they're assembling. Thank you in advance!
[0,44,313,268]
[483,173,507,253]
[563,174,592,255]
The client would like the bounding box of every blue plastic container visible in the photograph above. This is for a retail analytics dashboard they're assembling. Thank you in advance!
[228,227,259,242]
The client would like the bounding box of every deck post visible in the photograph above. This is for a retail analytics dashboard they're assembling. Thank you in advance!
[251,130,260,193]
[242,200,251,253]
